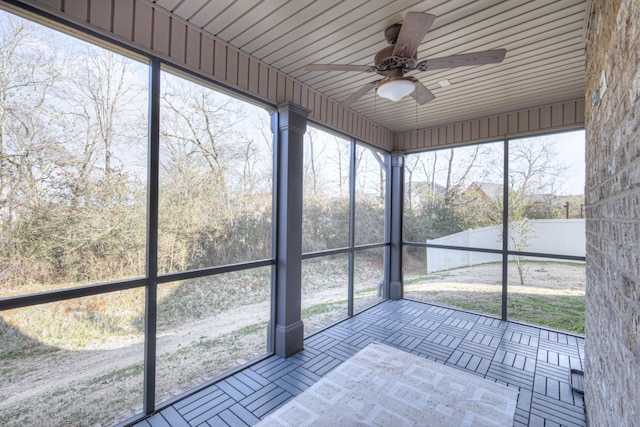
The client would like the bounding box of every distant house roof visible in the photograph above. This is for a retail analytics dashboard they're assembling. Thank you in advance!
[413,181,447,195]
[468,182,503,200]
[406,182,447,207]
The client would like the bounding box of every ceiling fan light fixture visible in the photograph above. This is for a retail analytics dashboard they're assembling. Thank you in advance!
[377,77,415,102]
[305,13,506,107]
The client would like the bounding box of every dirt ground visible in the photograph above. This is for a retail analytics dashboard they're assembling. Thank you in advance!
[0,284,381,426]
[405,260,585,294]
[405,262,585,292]
[0,298,271,425]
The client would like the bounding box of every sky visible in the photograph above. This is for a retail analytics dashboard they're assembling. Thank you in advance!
[549,129,586,195]
[405,129,586,197]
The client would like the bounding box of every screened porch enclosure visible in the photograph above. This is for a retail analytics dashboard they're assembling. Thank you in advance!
[0,1,589,426]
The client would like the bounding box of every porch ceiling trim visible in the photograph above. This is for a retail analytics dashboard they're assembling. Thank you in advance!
[395,98,585,151]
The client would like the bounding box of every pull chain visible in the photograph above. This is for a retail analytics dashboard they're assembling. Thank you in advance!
[415,97,418,131]
[374,88,377,118]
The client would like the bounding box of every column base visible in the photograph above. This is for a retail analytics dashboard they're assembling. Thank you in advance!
[389,281,403,300]
[273,320,304,358]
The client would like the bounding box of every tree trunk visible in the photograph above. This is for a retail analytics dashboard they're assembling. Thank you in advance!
[445,149,454,195]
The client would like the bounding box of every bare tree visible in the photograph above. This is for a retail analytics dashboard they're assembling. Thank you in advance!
[52,45,147,203]
[303,128,327,197]
[403,155,427,211]
[325,135,350,197]
[161,83,248,207]
[509,137,564,195]
[0,15,150,285]
[442,145,483,197]
[0,16,58,221]
[79,49,145,177]
[504,138,568,284]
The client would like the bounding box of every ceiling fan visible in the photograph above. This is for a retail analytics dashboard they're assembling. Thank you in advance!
[305,12,507,106]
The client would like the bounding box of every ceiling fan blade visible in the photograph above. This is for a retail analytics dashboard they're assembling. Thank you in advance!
[342,81,379,106]
[305,64,376,72]
[416,49,507,71]
[411,81,436,105]
[392,12,436,58]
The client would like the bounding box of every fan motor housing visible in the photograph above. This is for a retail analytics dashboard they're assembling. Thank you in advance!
[374,46,417,72]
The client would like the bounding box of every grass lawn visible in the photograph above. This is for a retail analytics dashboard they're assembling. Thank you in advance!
[404,260,585,334]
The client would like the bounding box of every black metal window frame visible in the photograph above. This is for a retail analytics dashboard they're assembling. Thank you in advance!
[401,134,587,321]
[0,4,281,419]
[300,123,393,317]
[0,3,392,421]
[0,3,281,312]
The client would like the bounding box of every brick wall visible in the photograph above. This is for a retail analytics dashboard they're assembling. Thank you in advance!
[584,0,640,425]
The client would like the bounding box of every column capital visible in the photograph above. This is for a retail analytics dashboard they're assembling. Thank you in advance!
[391,151,405,167]
[276,103,312,135]
[277,102,312,117]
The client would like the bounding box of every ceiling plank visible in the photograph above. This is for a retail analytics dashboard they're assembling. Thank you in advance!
[215,0,289,42]
[173,0,220,22]
[201,0,262,35]
[153,0,183,12]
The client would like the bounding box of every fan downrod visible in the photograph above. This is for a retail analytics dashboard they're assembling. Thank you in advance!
[384,23,401,44]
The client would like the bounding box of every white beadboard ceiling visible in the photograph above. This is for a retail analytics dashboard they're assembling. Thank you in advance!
[152,0,587,133]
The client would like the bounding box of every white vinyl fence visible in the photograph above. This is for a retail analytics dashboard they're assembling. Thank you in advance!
[426,219,585,273]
